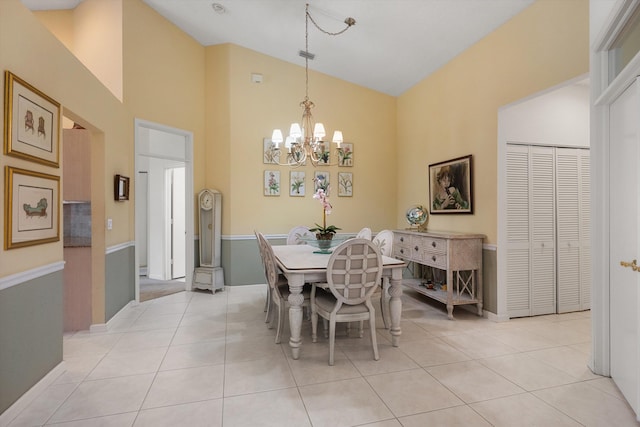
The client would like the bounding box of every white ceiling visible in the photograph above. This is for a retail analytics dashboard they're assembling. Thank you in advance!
[21,0,535,96]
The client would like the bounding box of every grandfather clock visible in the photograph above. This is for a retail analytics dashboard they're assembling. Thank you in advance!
[193,189,224,293]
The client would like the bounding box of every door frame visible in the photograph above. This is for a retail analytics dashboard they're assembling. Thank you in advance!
[134,119,194,301]
[591,0,640,377]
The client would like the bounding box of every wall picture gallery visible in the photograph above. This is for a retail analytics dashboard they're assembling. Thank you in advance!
[263,170,354,198]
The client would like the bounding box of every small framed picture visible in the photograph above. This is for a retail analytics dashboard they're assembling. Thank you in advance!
[4,166,60,249]
[338,172,353,197]
[315,141,330,165]
[289,171,305,197]
[114,174,130,201]
[263,137,280,164]
[313,171,330,196]
[264,170,281,196]
[3,71,61,167]
[429,155,473,214]
[337,143,353,167]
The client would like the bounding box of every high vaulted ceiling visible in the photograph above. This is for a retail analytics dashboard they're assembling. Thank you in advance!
[22,0,535,96]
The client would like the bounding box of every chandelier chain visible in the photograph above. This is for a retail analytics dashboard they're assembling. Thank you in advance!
[269,4,355,167]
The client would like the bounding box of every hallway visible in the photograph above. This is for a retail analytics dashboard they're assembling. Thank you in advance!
[5,285,638,426]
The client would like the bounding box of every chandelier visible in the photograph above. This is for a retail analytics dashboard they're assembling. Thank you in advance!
[270,3,356,167]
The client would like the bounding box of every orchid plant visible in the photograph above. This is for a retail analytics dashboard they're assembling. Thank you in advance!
[309,187,341,238]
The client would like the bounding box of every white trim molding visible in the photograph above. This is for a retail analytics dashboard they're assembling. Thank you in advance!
[0,261,65,291]
[106,241,135,255]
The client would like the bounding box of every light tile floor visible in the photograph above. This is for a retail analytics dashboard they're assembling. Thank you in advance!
[5,284,640,427]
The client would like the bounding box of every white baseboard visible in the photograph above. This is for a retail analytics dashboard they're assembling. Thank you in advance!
[0,362,66,427]
[484,310,510,322]
[90,300,136,332]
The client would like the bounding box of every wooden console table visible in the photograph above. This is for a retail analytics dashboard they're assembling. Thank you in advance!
[393,230,485,319]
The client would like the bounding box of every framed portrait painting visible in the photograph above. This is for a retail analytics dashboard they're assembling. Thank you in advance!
[4,166,60,249]
[4,71,61,167]
[428,155,473,214]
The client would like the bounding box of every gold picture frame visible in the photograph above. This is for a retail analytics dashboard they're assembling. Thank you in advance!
[3,71,61,167]
[4,166,60,249]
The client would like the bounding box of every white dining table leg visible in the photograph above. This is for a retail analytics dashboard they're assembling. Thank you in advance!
[287,274,305,359]
[388,267,403,346]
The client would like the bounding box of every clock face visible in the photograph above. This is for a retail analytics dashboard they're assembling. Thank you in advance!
[201,192,214,210]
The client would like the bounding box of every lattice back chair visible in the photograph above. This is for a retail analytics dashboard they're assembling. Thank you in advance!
[256,232,310,344]
[255,231,274,321]
[311,238,383,365]
[355,227,372,240]
[287,225,315,245]
[373,229,394,329]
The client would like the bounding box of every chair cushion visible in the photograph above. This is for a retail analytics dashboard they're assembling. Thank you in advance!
[314,290,370,315]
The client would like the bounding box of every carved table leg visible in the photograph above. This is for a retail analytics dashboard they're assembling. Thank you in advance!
[388,267,403,347]
[287,274,305,360]
[446,269,454,320]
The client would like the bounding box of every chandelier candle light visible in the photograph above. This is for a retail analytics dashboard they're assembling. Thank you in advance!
[270,3,355,167]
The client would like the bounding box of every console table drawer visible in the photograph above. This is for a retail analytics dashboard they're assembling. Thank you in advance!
[421,237,447,254]
[421,251,447,269]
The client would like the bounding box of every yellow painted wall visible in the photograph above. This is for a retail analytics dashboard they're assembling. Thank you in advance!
[219,44,397,235]
[205,45,232,233]
[123,0,206,227]
[397,0,589,244]
[33,10,75,51]
[0,0,128,278]
[74,0,123,101]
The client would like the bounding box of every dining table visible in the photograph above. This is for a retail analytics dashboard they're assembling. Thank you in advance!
[271,243,407,360]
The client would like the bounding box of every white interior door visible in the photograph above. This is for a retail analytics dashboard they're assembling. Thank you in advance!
[609,77,640,417]
[171,167,186,278]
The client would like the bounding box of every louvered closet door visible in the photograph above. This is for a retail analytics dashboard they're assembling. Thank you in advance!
[556,148,591,313]
[506,145,531,317]
[530,146,556,315]
[556,148,581,313]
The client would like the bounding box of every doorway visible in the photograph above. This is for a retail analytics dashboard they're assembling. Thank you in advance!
[134,119,194,302]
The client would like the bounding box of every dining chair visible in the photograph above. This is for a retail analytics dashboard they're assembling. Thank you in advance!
[311,238,383,365]
[373,229,394,329]
[287,225,315,245]
[255,231,276,322]
[355,227,372,240]
[256,231,311,344]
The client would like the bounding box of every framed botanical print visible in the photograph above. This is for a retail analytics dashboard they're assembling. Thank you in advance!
[264,170,280,196]
[315,141,330,165]
[337,143,353,167]
[289,170,305,197]
[338,172,353,197]
[263,137,280,164]
[313,171,330,195]
[429,155,473,214]
[4,166,60,249]
[4,71,61,167]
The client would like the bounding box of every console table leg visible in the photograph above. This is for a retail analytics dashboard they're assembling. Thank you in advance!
[447,304,454,320]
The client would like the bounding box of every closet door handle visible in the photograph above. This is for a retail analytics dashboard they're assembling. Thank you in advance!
[620,259,640,272]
